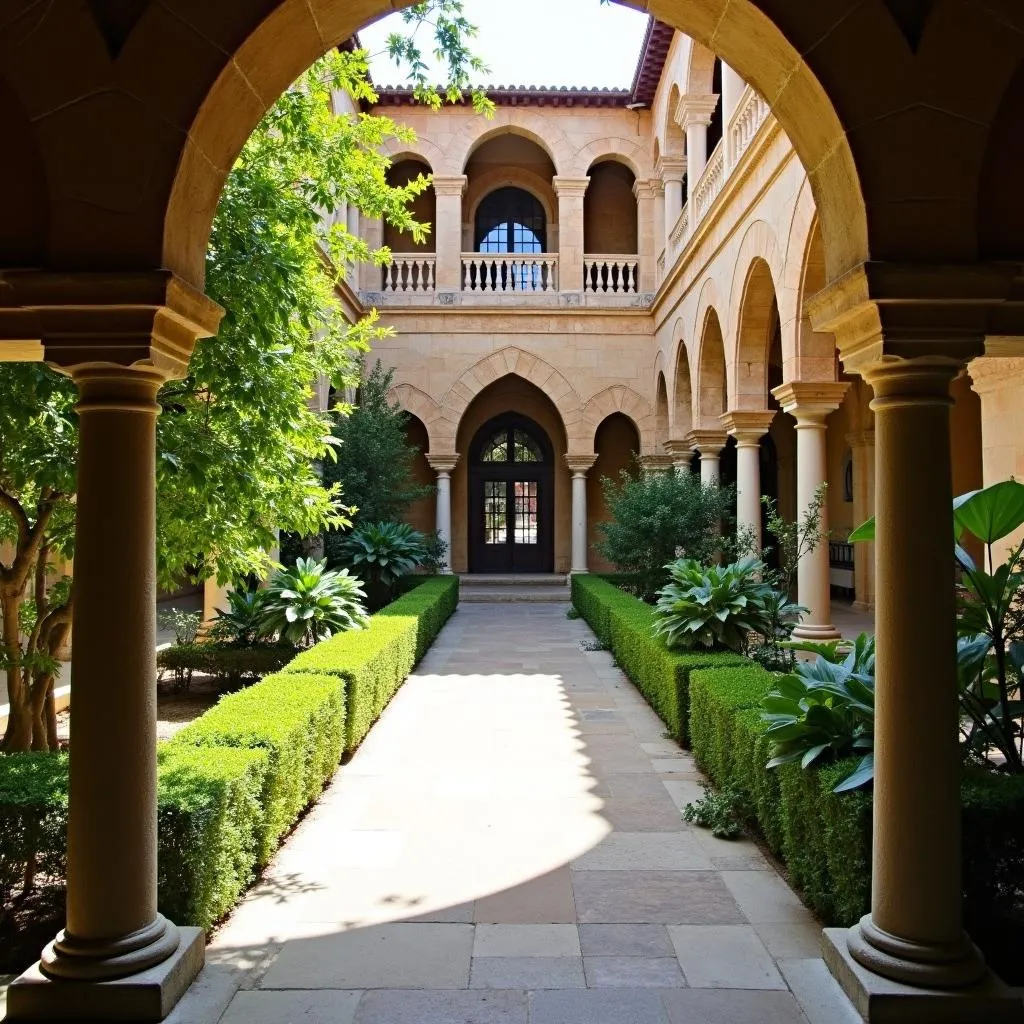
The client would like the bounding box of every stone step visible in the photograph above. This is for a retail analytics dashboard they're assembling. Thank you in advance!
[458,573,569,587]
[459,584,570,603]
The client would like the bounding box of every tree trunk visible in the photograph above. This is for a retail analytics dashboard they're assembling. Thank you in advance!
[1,592,33,751]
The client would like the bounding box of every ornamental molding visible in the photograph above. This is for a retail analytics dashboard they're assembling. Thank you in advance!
[675,94,719,129]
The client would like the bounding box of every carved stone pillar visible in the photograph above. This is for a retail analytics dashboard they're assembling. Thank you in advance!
[3,271,221,1022]
[566,455,596,573]
[427,454,459,574]
[676,95,719,193]
[553,176,590,297]
[687,429,728,487]
[631,178,658,294]
[722,411,775,552]
[658,157,687,243]
[432,176,468,295]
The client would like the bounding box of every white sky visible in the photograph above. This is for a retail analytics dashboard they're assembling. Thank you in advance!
[357,0,650,90]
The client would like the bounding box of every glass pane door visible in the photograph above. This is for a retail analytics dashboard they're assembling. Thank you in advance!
[484,480,507,545]
[513,481,538,544]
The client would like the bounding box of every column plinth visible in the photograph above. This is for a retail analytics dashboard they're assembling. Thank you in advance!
[772,382,849,639]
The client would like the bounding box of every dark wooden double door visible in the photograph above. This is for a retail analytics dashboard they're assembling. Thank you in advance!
[468,414,554,574]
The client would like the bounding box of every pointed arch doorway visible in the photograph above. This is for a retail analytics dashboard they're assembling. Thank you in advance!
[469,413,555,573]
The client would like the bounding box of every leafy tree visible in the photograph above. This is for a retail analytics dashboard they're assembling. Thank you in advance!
[0,8,490,751]
[323,362,435,537]
[595,467,735,601]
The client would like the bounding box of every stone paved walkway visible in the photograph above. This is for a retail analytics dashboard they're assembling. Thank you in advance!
[169,602,861,1024]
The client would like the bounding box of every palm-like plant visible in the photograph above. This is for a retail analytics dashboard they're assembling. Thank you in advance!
[762,632,876,792]
[652,555,774,652]
[210,588,268,647]
[338,521,427,608]
[258,557,368,647]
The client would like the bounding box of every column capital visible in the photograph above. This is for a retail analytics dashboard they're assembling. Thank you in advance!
[656,156,687,183]
[771,381,850,423]
[663,439,694,462]
[640,453,674,474]
[430,175,468,196]
[427,453,460,474]
[0,270,223,380]
[565,453,597,475]
[721,409,775,443]
[686,428,728,455]
[967,354,1024,395]
[552,176,590,198]
[632,178,660,201]
[675,94,719,129]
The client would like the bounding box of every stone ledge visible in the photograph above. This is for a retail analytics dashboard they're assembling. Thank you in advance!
[6,927,204,1022]
[823,927,1024,1023]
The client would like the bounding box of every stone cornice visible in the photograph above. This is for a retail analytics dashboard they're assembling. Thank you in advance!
[0,270,223,380]
[721,409,776,441]
[552,176,590,198]
[431,175,468,197]
[686,428,729,453]
[427,453,460,473]
[633,179,660,201]
[565,453,597,474]
[675,94,719,129]
[664,439,694,460]
[771,382,850,421]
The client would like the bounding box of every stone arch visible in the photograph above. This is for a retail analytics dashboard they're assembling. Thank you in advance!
[466,167,557,228]
[439,346,583,450]
[779,174,817,379]
[388,383,444,451]
[663,84,685,158]
[683,39,718,95]
[572,139,649,180]
[582,385,656,456]
[696,306,728,428]
[727,220,784,408]
[654,371,670,452]
[671,319,694,437]
[452,115,573,177]
[379,140,443,173]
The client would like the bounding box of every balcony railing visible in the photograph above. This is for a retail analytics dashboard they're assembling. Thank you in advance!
[382,254,436,294]
[692,141,725,224]
[462,253,558,293]
[583,255,639,294]
[728,85,770,169]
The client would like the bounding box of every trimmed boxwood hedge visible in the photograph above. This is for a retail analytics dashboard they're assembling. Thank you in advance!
[283,575,458,751]
[571,574,748,743]
[0,574,459,934]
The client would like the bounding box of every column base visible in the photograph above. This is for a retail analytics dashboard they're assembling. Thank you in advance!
[792,622,843,641]
[7,926,204,1022]
[851,600,875,614]
[823,926,1022,1023]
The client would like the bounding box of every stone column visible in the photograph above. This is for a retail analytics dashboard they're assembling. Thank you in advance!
[826,355,991,995]
[772,383,848,638]
[722,411,775,553]
[428,454,459,575]
[632,178,658,294]
[658,157,687,242]
[566,455,596,573]
[687,429,728,487]
[652,181,666,275]
[676,95,719,192]
[721,63,745,128]
[847,428,876,612]
[432,175,468,295]
[664,440,693,474]
[553,176,590,297]
[7,273,221,1021]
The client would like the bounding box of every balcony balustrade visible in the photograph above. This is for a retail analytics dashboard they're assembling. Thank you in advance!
[692,141,725,225]
[728,85,770,169]
[381,254,436,293]
[461,253,559,293]
[583,255,639,294]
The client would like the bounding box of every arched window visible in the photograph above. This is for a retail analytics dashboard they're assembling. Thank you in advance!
[474,187,546,254]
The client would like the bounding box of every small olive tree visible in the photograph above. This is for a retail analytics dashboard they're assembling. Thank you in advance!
[595,467,735,602]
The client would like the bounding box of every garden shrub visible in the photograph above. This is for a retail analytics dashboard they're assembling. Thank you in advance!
[730,708,785,854]
[571,575,747,742]
[171,671,345,862]
[157,643,295,691]
[284,575,458,751]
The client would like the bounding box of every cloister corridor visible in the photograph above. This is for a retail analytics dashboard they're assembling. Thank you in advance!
[157,601,860,1024]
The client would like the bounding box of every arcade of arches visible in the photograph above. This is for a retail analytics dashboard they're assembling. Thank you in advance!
[4,1,1024,1021]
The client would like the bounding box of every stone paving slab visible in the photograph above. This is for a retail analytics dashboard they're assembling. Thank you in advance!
[170,602,859,1024]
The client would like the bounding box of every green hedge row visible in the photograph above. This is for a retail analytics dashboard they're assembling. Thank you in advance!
[0,575,459,933]
[689,663,1024,931]
[284,575,458,751]
[570,574,748,743]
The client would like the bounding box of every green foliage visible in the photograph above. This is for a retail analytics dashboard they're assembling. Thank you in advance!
[323,363,435,537]
[209,590,267,647]
[171,672,345,863]
[571,575,747,744]
[760,483,829,597]
[338,520,427,609]
[761,633,876,792]
[158,608,203,647]
[682,783,751,839]
[566,607,581,620]
[284,576,458,751]
[259,557,368,647]
[421,530,450,575]
[594,469,734,601]
[653,556,777,653]
[157,643,296,693]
